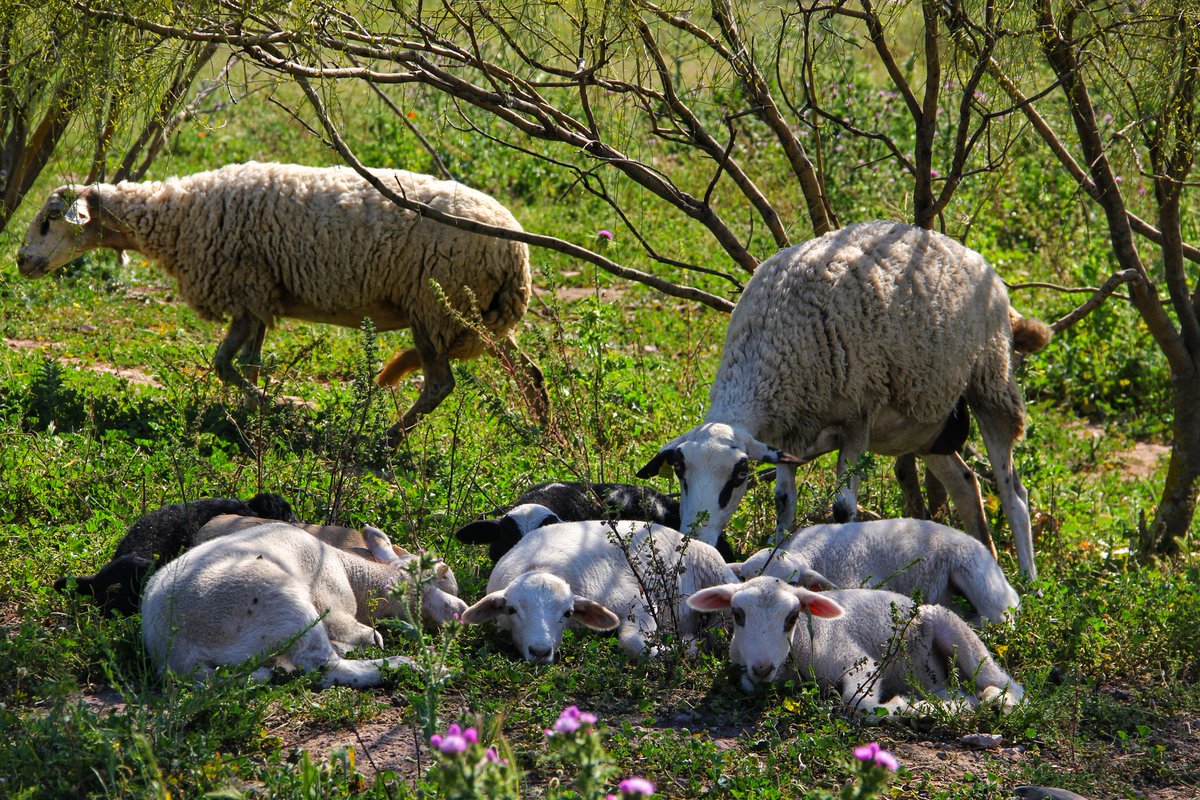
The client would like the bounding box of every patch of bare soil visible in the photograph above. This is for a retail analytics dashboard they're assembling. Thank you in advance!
[270,703,426,784]
[5,337,163,388]
[1066,420,1169,480]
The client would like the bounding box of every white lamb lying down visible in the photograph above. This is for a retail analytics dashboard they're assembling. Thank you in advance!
[461,508,737,663]
[195,514,466,626]
[733,519,1020,624]
[688,578,1024,718]
[142,522,467,688]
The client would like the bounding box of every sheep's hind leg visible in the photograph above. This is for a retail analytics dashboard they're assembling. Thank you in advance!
[215,313,267,410]
[385,325,455,446]
[923,452,997,559]
[972,406,1036,581]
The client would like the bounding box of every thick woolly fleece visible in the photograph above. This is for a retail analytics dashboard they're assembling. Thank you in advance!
[73,162,531,361]
[708,220,1030,446]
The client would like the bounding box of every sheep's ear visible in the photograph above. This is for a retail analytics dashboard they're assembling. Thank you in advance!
[791,586,843,618]
[686,584,739,612]
[801,570,836,592]
[460,591,507,624]
[455,519,503,544]
[63,196,90,226]
[571,597,621,631]
[636,447,676,479]
[434,561,451,580]
[744,436,804,466]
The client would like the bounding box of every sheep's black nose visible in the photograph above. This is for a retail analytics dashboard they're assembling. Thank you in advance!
[750,662,774,680]
[527,645,553,662]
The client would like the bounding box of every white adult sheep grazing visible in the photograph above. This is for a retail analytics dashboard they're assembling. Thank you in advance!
[638,221,1051,580]
[688,578,1025,717]
[141,522,467,688]
[16,162,548,443]
[460,513,737,663]
[733,519,1020,624]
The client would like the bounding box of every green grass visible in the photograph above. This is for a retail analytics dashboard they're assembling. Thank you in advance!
[1,51,1198,800]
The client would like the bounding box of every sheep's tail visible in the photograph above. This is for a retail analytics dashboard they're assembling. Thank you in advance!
[479,244,533,336]
[375,247,533,389]
[926,606,1024,709]
[376,347,422,387]
[1009,308,1053,354]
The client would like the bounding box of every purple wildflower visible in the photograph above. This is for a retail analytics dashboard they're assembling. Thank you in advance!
[597,229,614,240]
[618,776,656,796]
[430,724,474,756]
[853,741,899,772]
[549,705,598,735]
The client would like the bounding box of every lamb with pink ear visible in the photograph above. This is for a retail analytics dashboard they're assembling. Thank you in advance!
[732,518,1020,625]
[460,510,737,664]
[688,577,1024,720]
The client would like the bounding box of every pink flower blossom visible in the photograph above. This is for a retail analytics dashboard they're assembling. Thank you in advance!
[430,724,476,755]
[853,741,899,771]
[597,229,614,240]
[549,705,597,735]
[618,776,656,796]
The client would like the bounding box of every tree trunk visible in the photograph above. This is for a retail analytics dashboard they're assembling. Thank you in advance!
[1142,364,1200,556]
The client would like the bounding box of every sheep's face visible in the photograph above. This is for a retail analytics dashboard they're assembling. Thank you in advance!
[688,577,843,692]
[733,549,835,591]
[638,423,797,547]
[18,189,97,278]
[461,571,619,664]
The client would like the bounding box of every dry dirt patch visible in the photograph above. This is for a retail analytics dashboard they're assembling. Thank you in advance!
[5,337,163,388]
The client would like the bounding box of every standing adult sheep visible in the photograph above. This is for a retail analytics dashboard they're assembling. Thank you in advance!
[638,221,1051,580]
[17,162,548,443]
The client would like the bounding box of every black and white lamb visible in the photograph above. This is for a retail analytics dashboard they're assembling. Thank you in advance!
[638,221,1051,580]
[688,578,1024,718]
[460,513,737,662]
[17,162,548,443]
[453,481,738,563]
[733,519,1020,624]
[55,493,295,616]
[141,522,466,688]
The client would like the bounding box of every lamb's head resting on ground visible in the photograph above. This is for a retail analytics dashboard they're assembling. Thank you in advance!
[460,571,620,664]
[687,576,843,692]
[636,422,802,547]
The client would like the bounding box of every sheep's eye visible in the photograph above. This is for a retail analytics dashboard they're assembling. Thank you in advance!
[39,219,50,237]
[732,608,745,627]
[562,609,573,619]
[784,611,800,631]
[47,207,63,221]
[506,607,518,616]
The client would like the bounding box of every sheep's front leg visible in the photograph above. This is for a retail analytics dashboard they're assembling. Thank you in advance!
[833,420,870,523]
[215,313,267,410]
[772,463,798,545]
[237,318,267,389]
[386,324,455,446]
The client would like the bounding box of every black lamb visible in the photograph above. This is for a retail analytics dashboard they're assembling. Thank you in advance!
[55,492,295,616]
